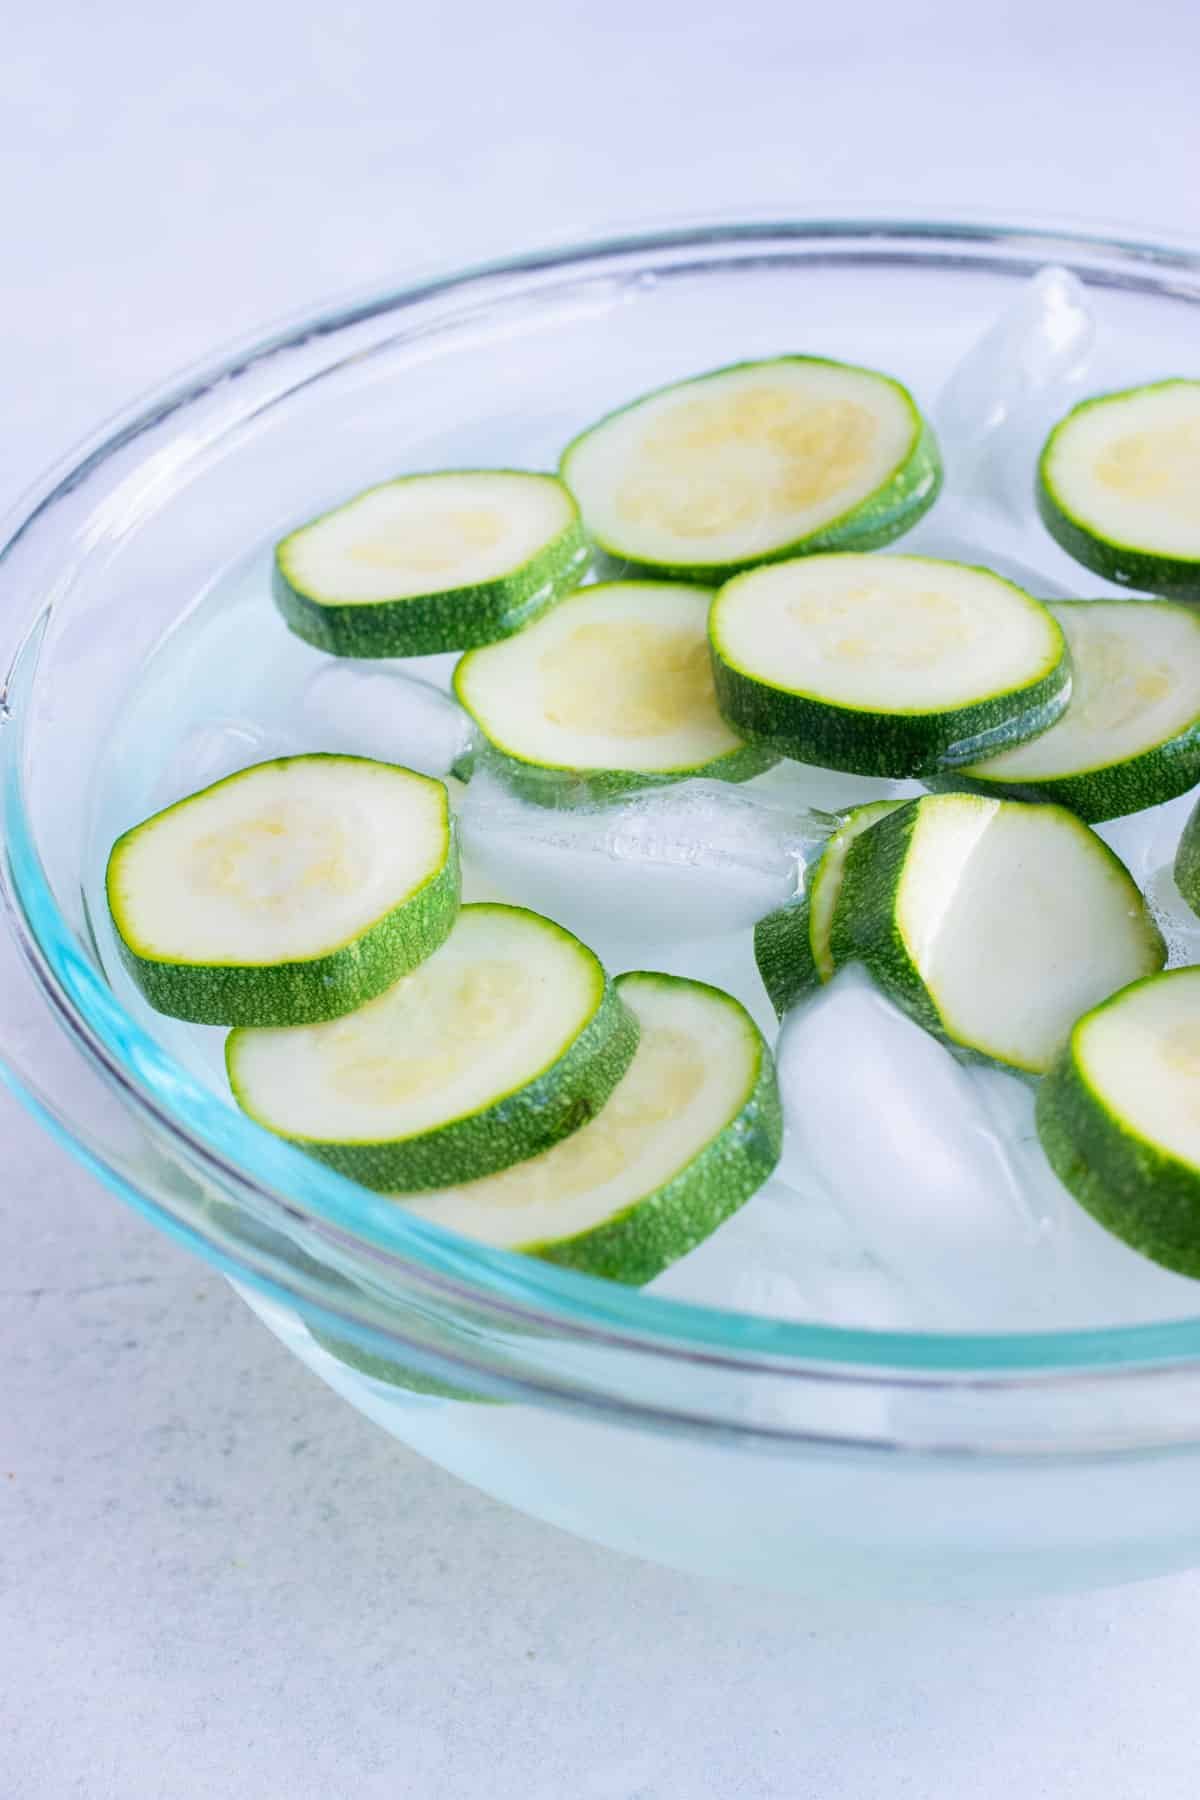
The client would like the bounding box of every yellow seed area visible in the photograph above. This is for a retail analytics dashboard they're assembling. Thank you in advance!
[786,584,970,672]
[1069,629,1172,733]
[188,807,363,913]
[348,508,506,574]
[1159,1021,1200,1120]
[326,959,530,1105]
[539,621,716,737]
[614,387,878,538]
[1094,422,1200,515]
[444,1024,709,1211]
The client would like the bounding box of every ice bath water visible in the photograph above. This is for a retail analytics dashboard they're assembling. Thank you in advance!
[84,270,1200,1337]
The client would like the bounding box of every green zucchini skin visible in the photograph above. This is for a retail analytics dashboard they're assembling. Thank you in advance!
[1037,383,1200,599]
[934,728,1200,824]
[826,800,947,1039]
[560,357,943,584]
[1173,796,1200,917]
[524,974,783,1285]
[464,735,776,810]
[107,762,461,1028]
[229,973,640,1193]
[1037,996,1200,1278]
[710,647,1070,780]
[274,473,591,658]
[753,799,902,1017]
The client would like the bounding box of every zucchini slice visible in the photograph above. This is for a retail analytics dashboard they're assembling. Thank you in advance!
[1038,380,1200,597]
[754,799,904,1017]
[453,579,772,805]
[560,357,941,581]
[828,793,1165,1074]
[274,470,589,657]
[961,600,1200,822]
[227,903,638,1191]
[400,972,782,1284]
[1037,967,1200,1275]
[107,755,459,1027]
[709,554,1070,778]
[1172,795,1200,918]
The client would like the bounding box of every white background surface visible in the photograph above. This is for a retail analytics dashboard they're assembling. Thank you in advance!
[4,3,1200,1794]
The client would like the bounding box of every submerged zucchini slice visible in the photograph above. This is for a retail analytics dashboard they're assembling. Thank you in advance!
[829,793,1165,1074]
[274,470,589,657]
[106,755,459,1027]
[754,799,904,1017]
[710,554,1070,778]
[400,972,782,1284]
[227,903,638,1191]
[454,579,772,804]
[1038,380,1200,598]
[961,601,1200,822]
[1037,967,1200,1275]
[560,357,941,582]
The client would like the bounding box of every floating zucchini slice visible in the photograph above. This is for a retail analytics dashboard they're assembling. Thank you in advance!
[1037,379,1200,598]
[454,578,772,804]
[106,755,459,1026]
[709,553,1070,779]
[560,356,941,581]
[828,793,1165,1074]
[227,903,638,1190]
[274,470,589,656]
[400,972,782,1284]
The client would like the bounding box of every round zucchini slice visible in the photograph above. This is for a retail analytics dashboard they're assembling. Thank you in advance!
[227,903,638,1191]
[454,578,772,805]
[709,554,1070,779]
[1037,380,1200,598]
[400,971,782,1285]
[106,755,459,1027]
[829,793,1166,1074]
[1037,967,1200,1275]
[274,470,589,657]
[961,600,1200,822]
[560,357,940,582]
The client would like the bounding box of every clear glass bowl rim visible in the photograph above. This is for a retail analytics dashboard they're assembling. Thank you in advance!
[7,210,1200,1397]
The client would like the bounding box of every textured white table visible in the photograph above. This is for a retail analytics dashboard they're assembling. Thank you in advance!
[4,4,1200,1794]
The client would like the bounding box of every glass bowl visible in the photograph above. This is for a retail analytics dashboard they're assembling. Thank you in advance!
[7,216,1200,1604]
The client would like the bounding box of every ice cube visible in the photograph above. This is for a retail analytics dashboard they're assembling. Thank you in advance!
[458,771,834,953]
[301,661,477,778]
[773,966,1058,1328]
[934,264,1095,521]
[650,1174,917,1330]
[973,1063,1200,1326]
[153,717,307,808]
[741,758,925,814]
[773,965,1200,1330]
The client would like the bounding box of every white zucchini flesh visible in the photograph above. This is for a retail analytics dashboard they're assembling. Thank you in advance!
[1043,381,1200,563]
[561,360,926,571]
[280,472,578,605]
[399,973,775,1262]
[454,580,747,775]
[1074,975,1200,1170]
[896,799,1161,1072]
[229,905,603,1145]
[968,601,1200,781]
[109,756,447,966]
[715,554,1060,716]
